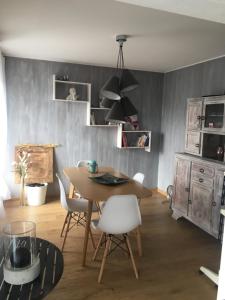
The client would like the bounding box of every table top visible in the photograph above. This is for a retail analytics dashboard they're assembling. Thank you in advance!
[0,238,64,300]
[64,166,152,202]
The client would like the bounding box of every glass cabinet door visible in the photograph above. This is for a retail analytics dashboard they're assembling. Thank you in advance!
[204,103,224,129]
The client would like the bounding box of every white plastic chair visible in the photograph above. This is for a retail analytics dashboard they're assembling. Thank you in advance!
[56,174,97,251]
[76,160,90,168]
[133,172,145,184]
[91,194,141,283]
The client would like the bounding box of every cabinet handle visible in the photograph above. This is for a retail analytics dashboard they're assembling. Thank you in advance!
[199,168,204,173]
[188,200,192,204]
[197,115,201,120]
[212,202,216,207]
[195,143,200,148]
[201,116,205,121]
[199,178,204,183]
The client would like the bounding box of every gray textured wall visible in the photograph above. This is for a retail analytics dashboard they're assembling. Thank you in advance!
[5,57,163,197]
[158,56,225,191]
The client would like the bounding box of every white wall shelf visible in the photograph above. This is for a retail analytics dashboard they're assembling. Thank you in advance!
[117,125,151,152]
[52,75,91,103]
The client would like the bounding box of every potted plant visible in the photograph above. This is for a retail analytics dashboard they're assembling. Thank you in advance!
[25,183,48,206]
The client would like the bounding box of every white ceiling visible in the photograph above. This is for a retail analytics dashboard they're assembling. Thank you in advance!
[0,0,225,72]
[117,0,225,24]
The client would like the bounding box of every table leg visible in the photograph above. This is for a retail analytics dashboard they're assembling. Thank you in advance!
[136,226,142,257]
[82,200,93,267]
[69,183,75,198]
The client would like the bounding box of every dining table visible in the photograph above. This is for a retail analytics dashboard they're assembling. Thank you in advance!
[63,166,152,267]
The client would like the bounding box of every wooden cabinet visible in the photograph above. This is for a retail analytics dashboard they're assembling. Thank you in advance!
[185,131,202,155]
[173,154,225,238]
[186,98,203,131]
[173,158,191,216]
[185,96,225,158]
[189,182,213,233]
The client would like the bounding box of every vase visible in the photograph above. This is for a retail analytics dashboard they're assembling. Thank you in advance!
[216,146,224,161]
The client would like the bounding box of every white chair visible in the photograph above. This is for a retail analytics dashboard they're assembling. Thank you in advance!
[76,160,90,168]
[56,174,98,251]
[91,194,141,283]
[133,172,145,184]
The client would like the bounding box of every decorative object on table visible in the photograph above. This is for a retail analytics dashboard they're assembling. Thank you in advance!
[12,150,31,206]
[3,221,40,285]
[216,146,224,161]
[66,87,79,101]
[88,160,98,174]
[0,236,63,300]
[25,183,48,206]
[89,173,129,185]
[101,35,139,100]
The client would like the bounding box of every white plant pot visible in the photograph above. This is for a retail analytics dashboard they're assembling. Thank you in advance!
[26,183,48,206]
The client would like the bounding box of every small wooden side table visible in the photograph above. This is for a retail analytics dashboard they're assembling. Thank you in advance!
[0,238,63,300]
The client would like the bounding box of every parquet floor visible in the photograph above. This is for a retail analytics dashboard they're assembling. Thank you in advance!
[1,193,220,300]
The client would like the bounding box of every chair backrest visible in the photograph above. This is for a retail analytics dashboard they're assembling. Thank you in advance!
[56,174,69,210]
[133,172,145,185]
[97,195,141,234]
[76,160,90,168]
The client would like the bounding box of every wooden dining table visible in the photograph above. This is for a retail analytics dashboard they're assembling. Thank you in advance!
[63,166,152,266]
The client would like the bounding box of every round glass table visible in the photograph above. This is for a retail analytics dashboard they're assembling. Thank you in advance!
[0,238,64,299]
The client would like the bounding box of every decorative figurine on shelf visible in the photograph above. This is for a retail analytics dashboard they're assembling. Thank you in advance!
[66,87,79,101]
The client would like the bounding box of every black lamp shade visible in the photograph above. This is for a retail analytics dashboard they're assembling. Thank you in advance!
[121,97,138,117]
[120,69,139,93]
[105,101,125,123]
[101,76,121,100]
[101,97,115,109]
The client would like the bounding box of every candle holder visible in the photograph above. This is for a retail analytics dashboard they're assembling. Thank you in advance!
[3,221,40,285]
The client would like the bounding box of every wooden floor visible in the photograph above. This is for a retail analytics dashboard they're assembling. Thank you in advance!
[1,193,221,300]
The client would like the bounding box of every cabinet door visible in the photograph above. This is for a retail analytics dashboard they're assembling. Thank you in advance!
[202,98,225,132]
[212,170,224,236]
[173,158,191,215]
[189,182,212,233]
[185,131,202,155]
[186,99,203,131]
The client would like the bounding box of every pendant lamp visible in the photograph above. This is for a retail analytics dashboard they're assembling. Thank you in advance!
[105,101,126,123]
[121,96,138,117]
[101,35,139,100]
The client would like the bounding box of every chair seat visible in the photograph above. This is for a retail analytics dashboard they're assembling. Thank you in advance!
[68,197,98,213]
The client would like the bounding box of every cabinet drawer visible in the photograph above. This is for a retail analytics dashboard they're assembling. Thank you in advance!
[192,162,215,178]
[191,172,214,188]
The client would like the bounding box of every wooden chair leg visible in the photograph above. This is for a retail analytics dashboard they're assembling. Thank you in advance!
[89,228,96,249]
[125,235,139,279]
[136,226,142,257]
[60,212,69,237]
[98,236,111,283]
[93,232,104,261]
[61,212,72,252]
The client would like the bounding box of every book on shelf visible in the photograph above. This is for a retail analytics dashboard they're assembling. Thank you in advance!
[90,113,95,125]
[137,134,147,147]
